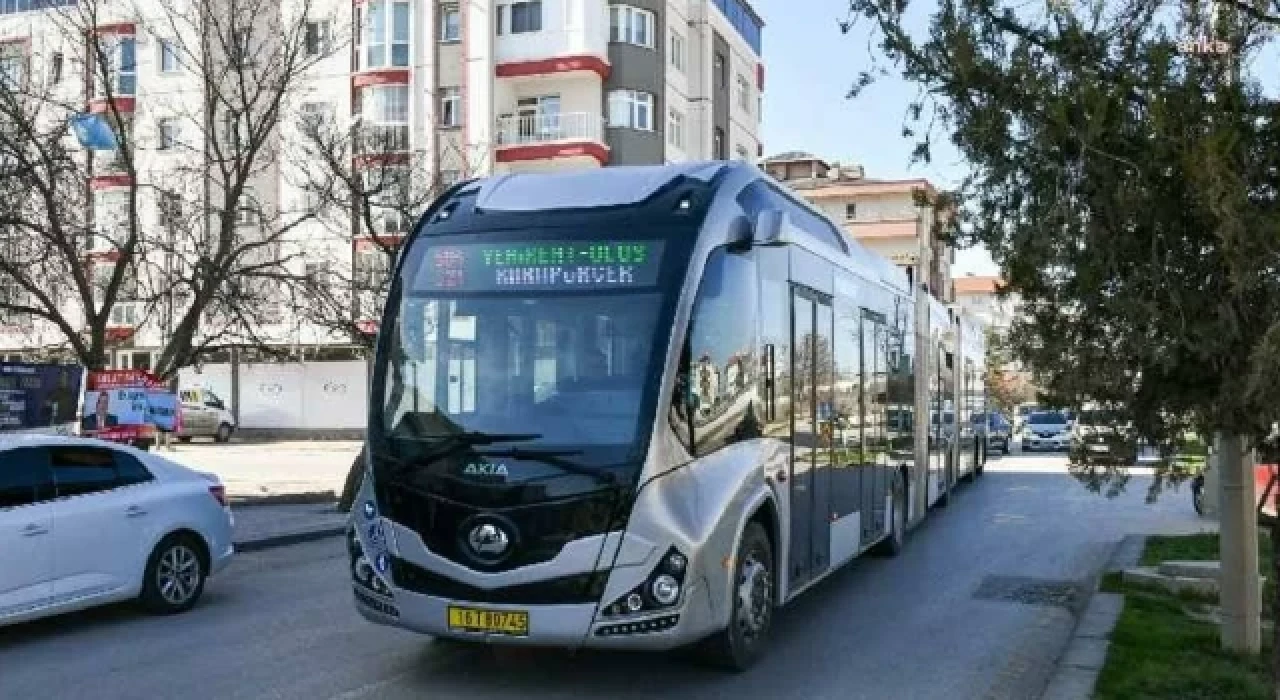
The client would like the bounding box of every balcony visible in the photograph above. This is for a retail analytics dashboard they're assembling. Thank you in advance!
[494,112,608,166]
[353,123,409,168]
[494,3,609,81]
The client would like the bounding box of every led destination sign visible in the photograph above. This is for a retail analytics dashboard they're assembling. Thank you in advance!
[418,241,665,291]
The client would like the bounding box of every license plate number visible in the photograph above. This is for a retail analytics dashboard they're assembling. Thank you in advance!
[447,606,529,636]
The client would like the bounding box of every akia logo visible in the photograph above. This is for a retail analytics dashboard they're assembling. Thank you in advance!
[463,462,509,477]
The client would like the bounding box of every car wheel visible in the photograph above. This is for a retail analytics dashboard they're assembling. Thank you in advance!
[214,423,233,443]
[140,533,208,614]
[873,470,907,557]
[697,522,775,671]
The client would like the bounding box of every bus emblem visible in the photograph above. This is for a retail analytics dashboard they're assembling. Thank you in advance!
[467,523,511,558]
[463,462,509,478]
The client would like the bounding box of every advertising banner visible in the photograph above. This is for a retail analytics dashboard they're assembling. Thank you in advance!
[0,362,85,435]
[83,369,179,443]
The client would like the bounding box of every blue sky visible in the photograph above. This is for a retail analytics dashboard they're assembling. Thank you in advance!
[751,0,1280,278]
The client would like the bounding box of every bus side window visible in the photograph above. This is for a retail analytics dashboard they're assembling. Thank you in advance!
[667,246,760,456]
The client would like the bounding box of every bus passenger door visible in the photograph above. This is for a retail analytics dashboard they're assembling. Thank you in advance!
[790,288,833,589]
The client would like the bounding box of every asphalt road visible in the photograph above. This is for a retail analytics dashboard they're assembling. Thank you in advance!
[0,455,1211,700]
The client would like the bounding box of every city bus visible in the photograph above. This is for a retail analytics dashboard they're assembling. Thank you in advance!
[347,161,986,670]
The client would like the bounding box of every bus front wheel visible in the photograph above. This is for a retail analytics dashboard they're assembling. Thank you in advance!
[697,521,775,672]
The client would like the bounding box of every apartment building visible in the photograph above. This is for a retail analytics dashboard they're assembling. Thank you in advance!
[954,274,1016,332]
[764,151,955,301]
[0,0,765,368]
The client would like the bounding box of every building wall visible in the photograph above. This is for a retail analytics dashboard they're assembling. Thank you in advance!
[605,0,665,164]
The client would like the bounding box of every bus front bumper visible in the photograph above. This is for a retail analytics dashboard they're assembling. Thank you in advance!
[353,576,717,652]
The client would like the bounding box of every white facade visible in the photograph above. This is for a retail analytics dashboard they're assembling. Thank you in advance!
[0,0,766,370]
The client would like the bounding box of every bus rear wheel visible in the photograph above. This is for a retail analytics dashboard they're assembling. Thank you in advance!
[696,521,774,672]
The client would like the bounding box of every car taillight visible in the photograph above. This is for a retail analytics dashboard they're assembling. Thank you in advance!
[209,484,228,507]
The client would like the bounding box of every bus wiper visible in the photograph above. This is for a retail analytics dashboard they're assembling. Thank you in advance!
[474,448,619,486]
[386,432,543,476]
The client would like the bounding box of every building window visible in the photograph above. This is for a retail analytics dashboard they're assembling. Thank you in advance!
[439,87,462,127]
[235,188,259,226]
[357,86,409,152]
[497,1,542,34]
[361,1,411,69]
[305,260,331,287]
[305,20,332,56]
[608,5,654,48]
[0,47,23,90]
[299,101,336,136]
[94,36,136,97]
[713,127,725,159]
[440,4,461,42]
[845,202,857,220]
[669,31,685,72]
[667,108,684,149]
[607,89,653,130]
[158,191,182,230]
[49,51,62,83]
[158,40,180,72]
[713,52,725,90]
[157,118,179,150]
[735,144,749,161]
[736,73,750,111]
[362,84,409,123]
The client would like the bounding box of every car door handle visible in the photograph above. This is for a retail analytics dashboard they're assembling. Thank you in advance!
[125,505,148,518]
[21,524,48,536]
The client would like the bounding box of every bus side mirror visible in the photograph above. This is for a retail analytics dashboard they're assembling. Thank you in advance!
[726,215,754,252]
[753,210,787,246]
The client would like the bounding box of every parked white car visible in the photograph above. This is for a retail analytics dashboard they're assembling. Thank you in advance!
[1021,410,1072,451]
[0,435,234,626]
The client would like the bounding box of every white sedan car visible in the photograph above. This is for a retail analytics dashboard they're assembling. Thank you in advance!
[0,434,234,626]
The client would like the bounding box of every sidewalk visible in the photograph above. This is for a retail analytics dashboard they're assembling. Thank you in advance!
[232,502,350,552]
[155,440,363,501]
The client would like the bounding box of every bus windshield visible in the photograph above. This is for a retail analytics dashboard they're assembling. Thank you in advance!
[381,294,662,446]
[372,236,681,486]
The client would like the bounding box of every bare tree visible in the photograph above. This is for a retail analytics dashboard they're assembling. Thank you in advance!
[286,94,486,511]
[0,0,343,380]
[287,110,484,351]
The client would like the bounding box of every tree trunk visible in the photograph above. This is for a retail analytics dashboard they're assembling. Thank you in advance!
[1218,432,1262,653]
[1272,521,1280,697]
[338,446,367,513]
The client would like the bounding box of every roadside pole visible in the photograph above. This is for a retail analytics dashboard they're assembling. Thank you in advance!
[1217,432,1261,653]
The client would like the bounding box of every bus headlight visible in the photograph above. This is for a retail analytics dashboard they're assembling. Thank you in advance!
[651,574,681,606]
[602,547,689,618]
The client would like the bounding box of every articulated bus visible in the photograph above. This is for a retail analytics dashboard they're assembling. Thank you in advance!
[348,161,987,670]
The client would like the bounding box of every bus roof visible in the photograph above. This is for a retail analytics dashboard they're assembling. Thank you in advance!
[470,161,728,212]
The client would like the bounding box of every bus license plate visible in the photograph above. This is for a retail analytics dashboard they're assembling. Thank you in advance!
[447,606,530,636]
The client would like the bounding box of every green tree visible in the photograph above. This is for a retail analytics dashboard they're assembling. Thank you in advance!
[841,0,1280,663]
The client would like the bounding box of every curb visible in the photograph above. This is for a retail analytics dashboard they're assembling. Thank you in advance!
[229,491,339,508]
[234,525,349,553]
[1039,534,1146,700]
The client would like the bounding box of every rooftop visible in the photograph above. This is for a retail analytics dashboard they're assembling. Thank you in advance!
[954,275,1004,295]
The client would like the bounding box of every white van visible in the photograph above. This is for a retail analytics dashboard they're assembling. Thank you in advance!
[177,387,237,442]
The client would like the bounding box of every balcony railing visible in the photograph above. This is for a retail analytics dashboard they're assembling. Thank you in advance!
[495,112,603,147]
[355,123,410,155]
